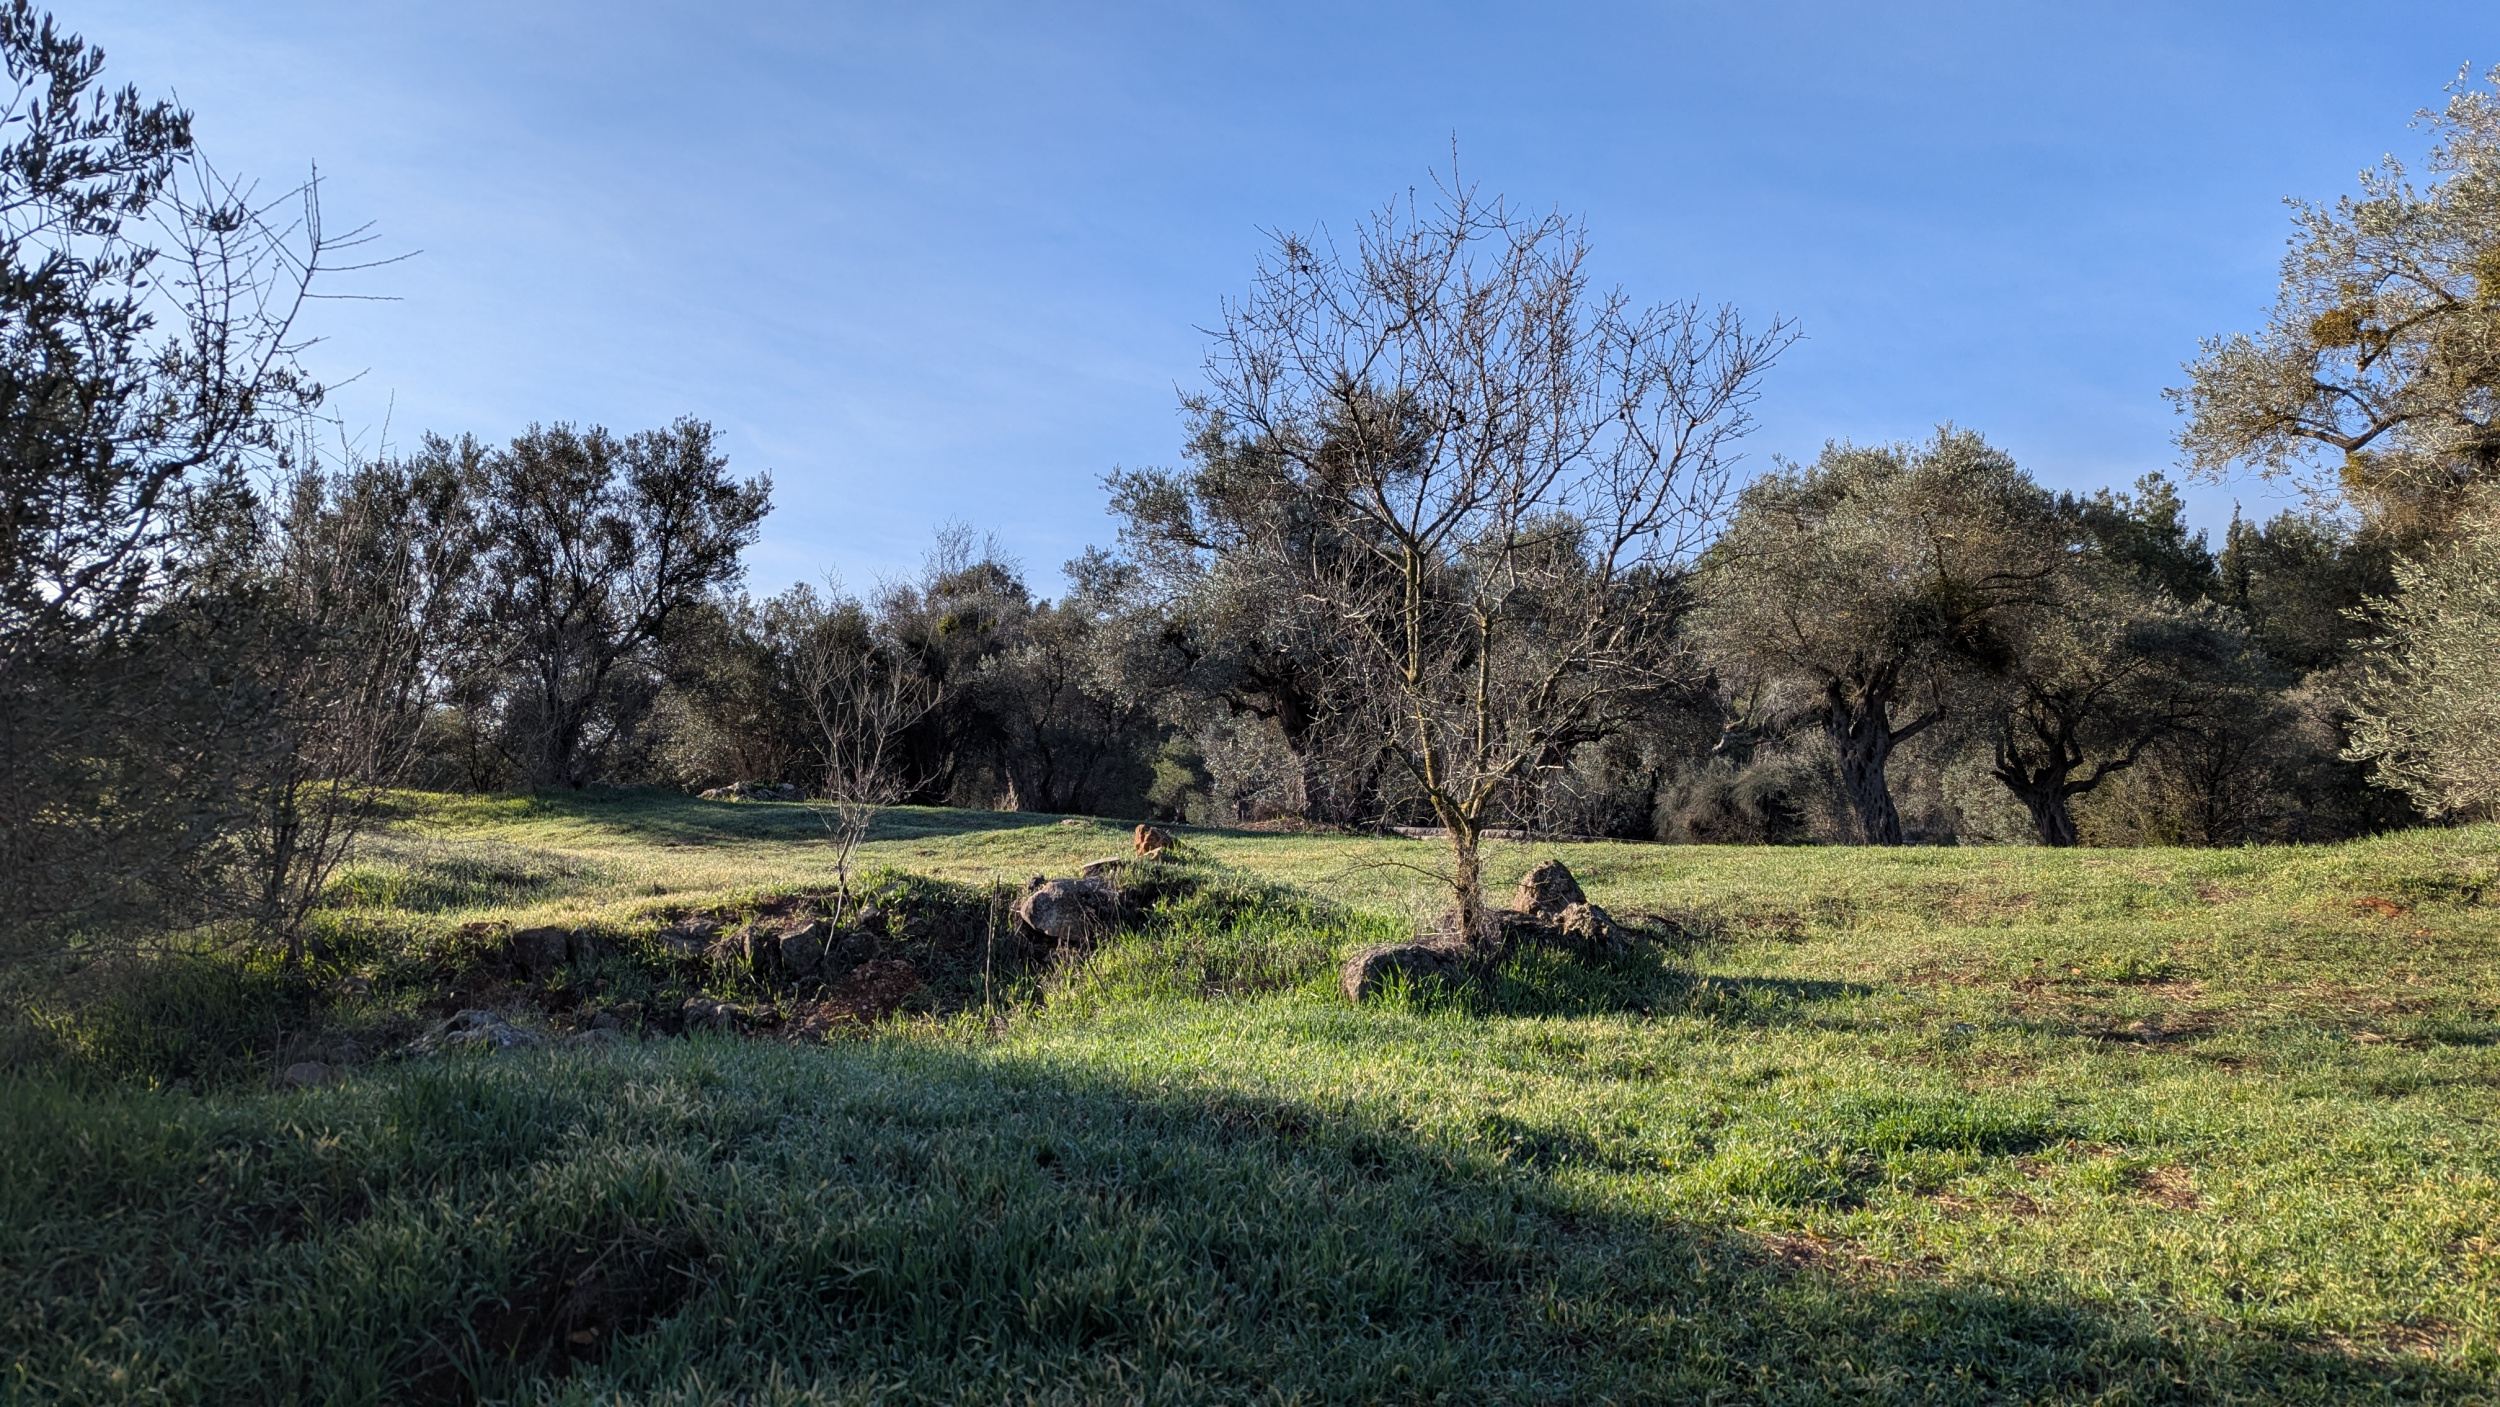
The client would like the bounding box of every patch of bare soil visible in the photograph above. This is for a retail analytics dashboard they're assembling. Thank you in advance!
[1928,1190,2043,1219]
[2131,1165,2200,1211]
[783,958,928,1039]
[1757,1231,1940,1281]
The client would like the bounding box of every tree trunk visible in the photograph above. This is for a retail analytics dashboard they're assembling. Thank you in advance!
[2022,791,2079,847]
[1446,821,1498,966]
[1828,708,1906,845]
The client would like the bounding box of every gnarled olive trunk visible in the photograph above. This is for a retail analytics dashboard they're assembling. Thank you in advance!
[1832,723,1906,845]
[1822,671,1934,846]
[1992,724,2146,849]
[2023,793,2081,847]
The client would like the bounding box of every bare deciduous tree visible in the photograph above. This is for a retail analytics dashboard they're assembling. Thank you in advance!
[233,453,473,962]
[787,581,939,918]
[0,4,381,950]
[1198,174,1791,960]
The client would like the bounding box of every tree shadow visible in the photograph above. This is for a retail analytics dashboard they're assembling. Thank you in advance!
[1484,939,1877,1024]
[408,790,1099,850]
[19,1041,2473,1402]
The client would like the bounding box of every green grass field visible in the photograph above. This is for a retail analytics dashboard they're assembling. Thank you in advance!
[6,790,2499,1403]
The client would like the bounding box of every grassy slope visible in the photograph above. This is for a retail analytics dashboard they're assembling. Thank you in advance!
[6,792,2499,1403]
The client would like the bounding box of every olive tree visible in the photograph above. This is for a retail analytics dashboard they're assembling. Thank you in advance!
[1198,176,1790,958]
[2344,504,2500,818]
[2170,64,2500,528]
[465,419,771,788]
[1983,567,2250,847]
[1103,418,1401,825]
[1691,430,2060,845]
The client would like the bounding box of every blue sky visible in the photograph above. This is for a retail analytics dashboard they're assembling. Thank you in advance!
[72,1,2496,595]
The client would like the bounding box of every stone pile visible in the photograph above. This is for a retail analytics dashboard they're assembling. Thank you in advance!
[1339,858,1628,1003]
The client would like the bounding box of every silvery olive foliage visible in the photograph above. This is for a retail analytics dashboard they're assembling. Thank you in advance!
[2171,65,2500,521]
[1980,566,2252,848]
[1690,430,2064,846]
[2344,501,2500,819]
[0,3,365,951]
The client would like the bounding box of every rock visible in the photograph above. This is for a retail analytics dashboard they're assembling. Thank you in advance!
[1014,877,1118,946]
[509,925,573,979]
[1554,900,1627,957]
[656,918,717,957]
[1512,860,1587,919]
[827,928,880,969]
[312,1038,367,1067]
[724,920,781,980]
[1079,856,1127,879]
[681,996,747,1031]
[412,1009,545,1055]
[1133,824,1173,857]
[1057,817,1088,829]
[703,780,803,802]
[1340,939,1473,1002]
[776,918,829,979]
[278,1060,343,1089]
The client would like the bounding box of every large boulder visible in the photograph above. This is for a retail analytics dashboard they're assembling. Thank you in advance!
[1512,859,1587,918]
[1014,877,1118,946]
[1553,900,1628,957]
[1340,938,1473,1002]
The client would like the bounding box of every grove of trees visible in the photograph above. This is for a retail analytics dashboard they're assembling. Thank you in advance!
[4,5,2494,962]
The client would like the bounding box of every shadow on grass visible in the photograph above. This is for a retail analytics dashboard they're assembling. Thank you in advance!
[1485,940,1876,1025]
[0,1039,2468,1404]
[406,788,1105,850]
